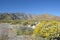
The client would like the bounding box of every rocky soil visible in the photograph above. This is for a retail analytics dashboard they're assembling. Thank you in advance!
[0,23,46,40]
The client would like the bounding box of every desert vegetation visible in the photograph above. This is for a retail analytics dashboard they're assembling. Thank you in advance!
[0,13,60,40]
[33,20,60,40]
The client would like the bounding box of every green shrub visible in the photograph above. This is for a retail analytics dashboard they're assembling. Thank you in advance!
[16,27,33,35]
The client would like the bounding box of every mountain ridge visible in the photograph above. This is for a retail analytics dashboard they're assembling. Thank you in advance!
[0,13,36,20]
[0,13,60,21]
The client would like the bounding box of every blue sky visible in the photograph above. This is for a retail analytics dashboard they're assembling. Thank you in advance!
[0,0,60,16]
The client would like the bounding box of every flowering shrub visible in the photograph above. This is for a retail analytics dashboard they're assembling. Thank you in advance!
[33,20,60,39]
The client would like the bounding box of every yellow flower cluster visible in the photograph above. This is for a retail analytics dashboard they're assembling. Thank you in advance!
[33,20,60,38]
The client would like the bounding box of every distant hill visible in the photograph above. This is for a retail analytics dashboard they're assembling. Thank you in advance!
[0,13,36,20]
[32,14,60,21]
[0,13,60,21]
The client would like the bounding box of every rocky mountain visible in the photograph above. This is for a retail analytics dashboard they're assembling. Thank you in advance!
[0,13,60,21]
[0,13,36,20]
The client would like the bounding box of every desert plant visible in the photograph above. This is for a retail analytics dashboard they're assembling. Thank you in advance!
[17,26,33,35]
[33,20,60,40]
